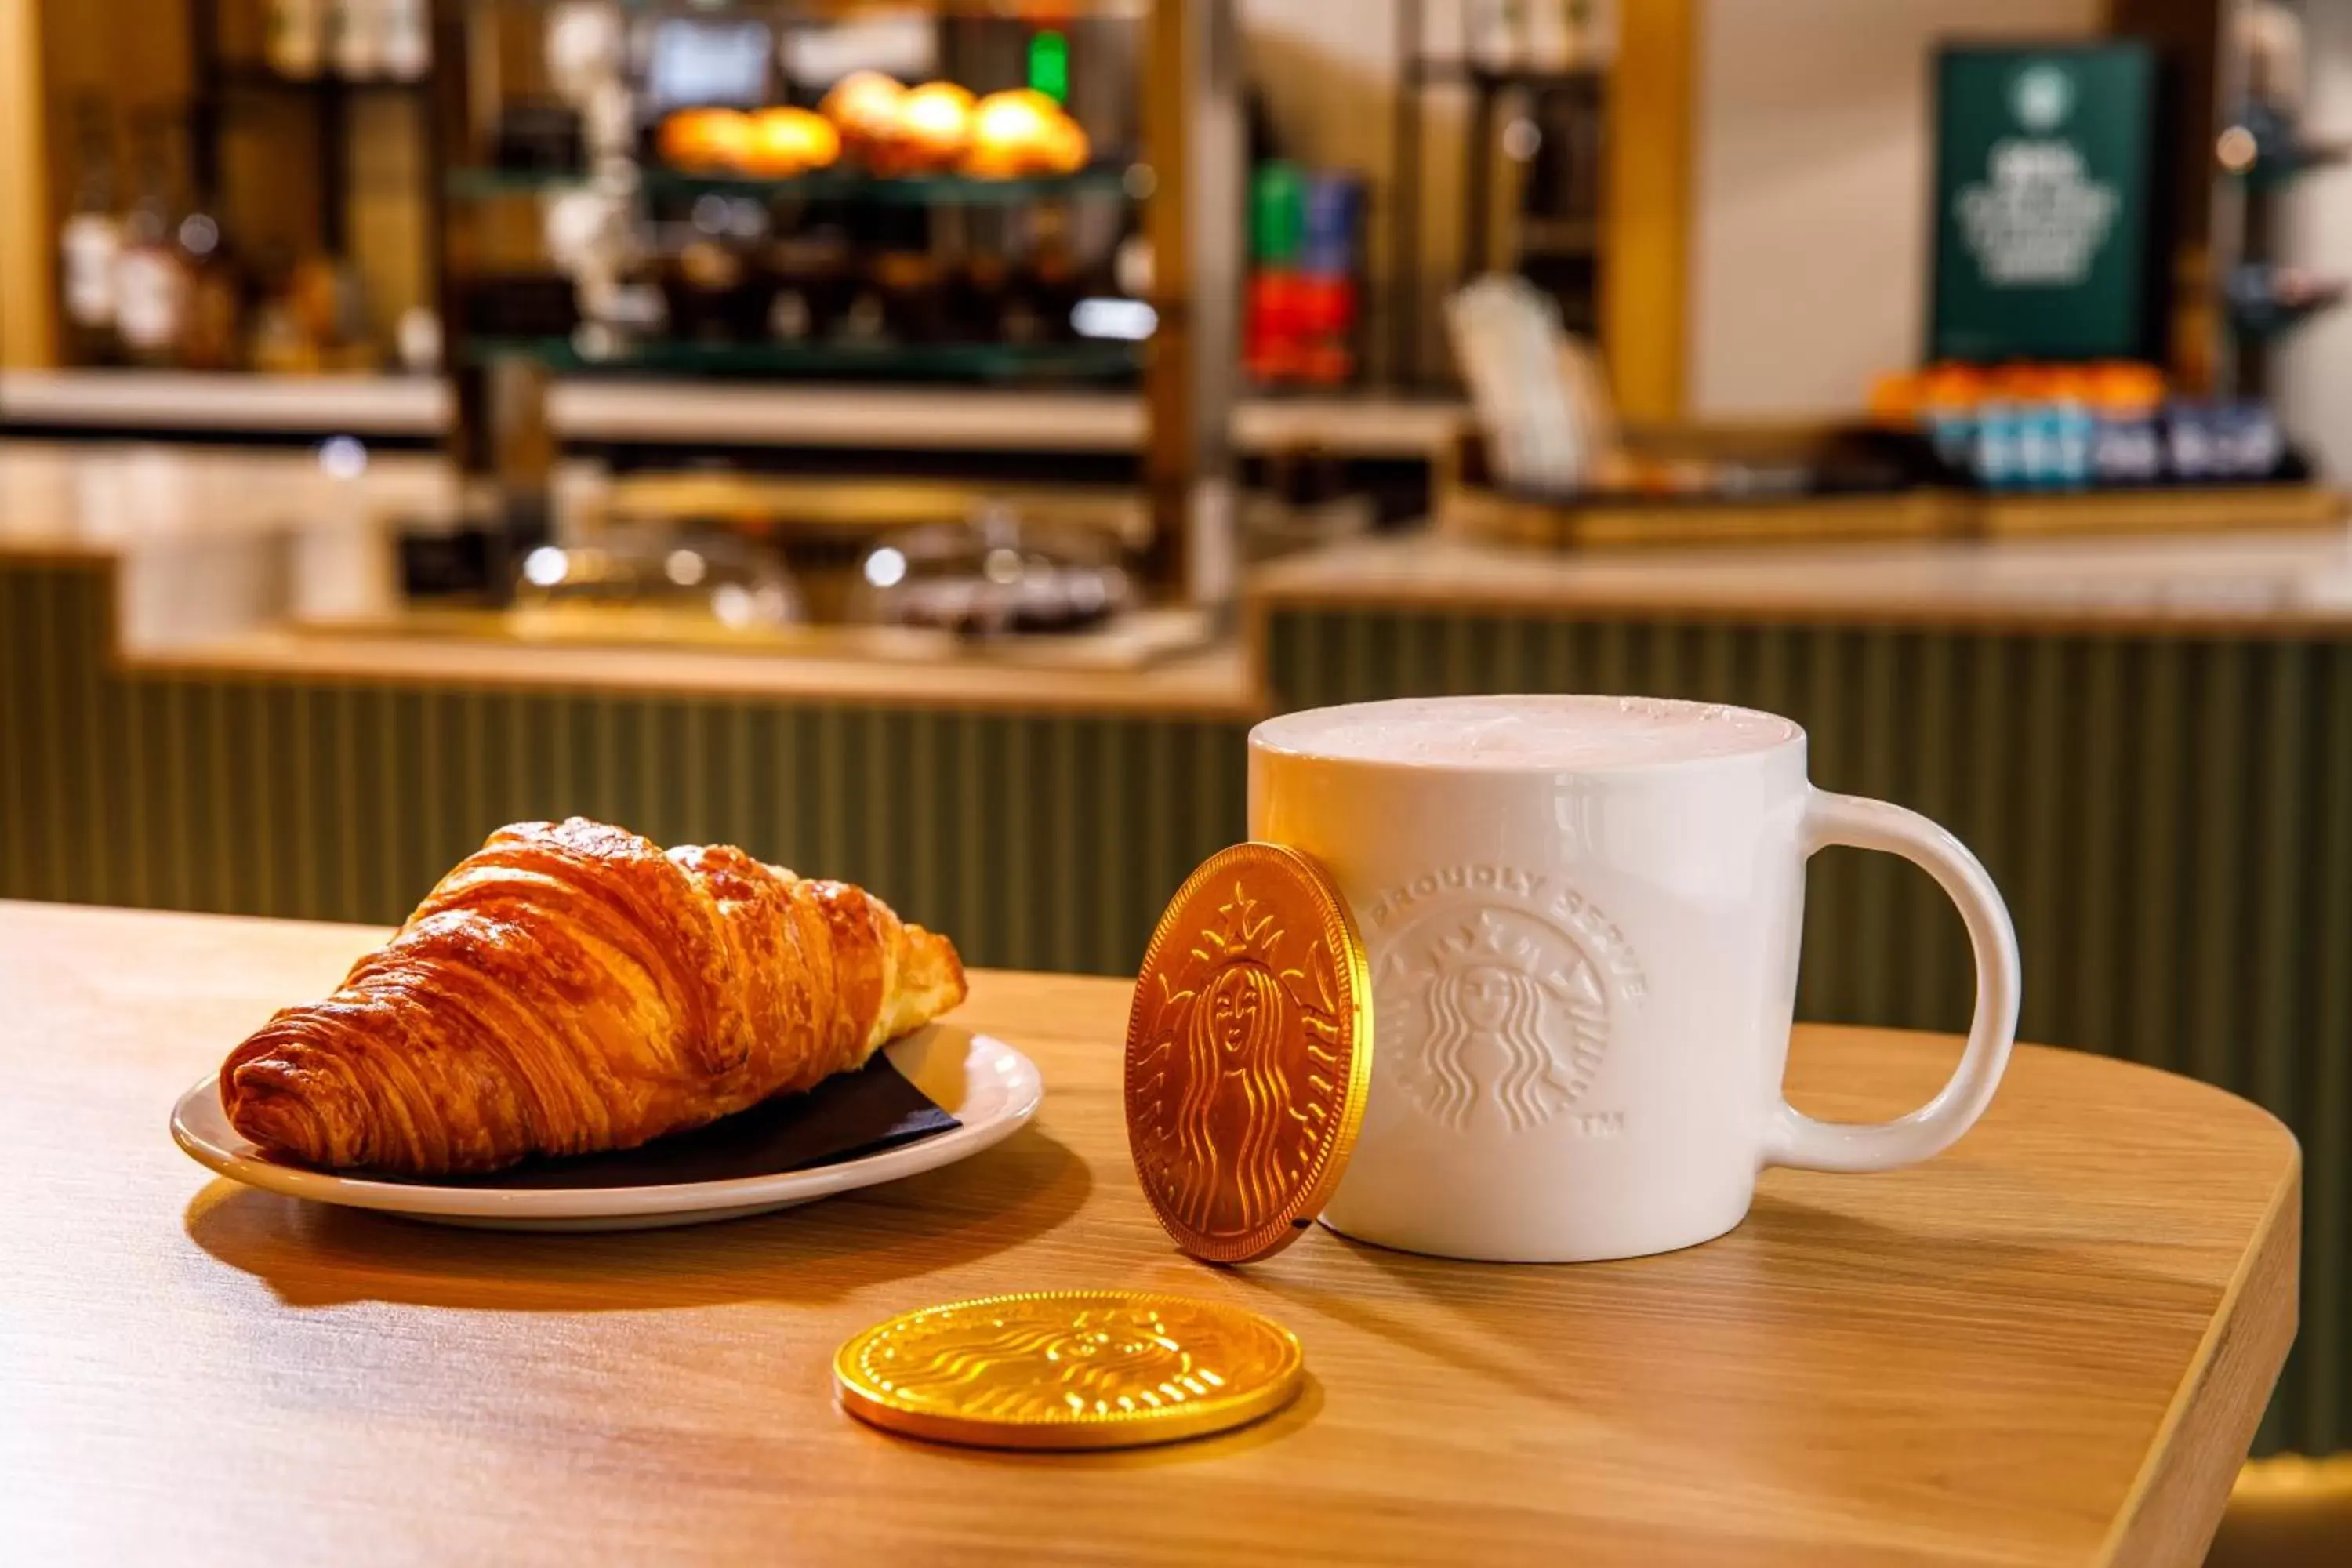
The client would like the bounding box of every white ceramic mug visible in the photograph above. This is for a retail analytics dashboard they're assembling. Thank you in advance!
[1248,694,2022,1263]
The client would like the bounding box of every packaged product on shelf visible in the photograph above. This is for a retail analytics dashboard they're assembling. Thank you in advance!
[2089,362,2165,487]
[380,0,430,81]
[57,99,123,366]
[267,0,328,79]
[111,131,191,368]
[1295,172,1363,386]
[332,0,383,79]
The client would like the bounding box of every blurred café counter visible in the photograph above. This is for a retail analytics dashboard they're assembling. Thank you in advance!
[1250,523,2352,633]
[7,437,2352,966]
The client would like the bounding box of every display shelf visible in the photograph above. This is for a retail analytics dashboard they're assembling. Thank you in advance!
[0,370,1468,457]
[472,0,1149,14]
[2226,143,2352,190]
[207,64,427,96]
[1401,58,1606,89]
[2217,101,2352,191]
[467,335,1142,383]
[0,368,448,435]
[445,162,1140,206]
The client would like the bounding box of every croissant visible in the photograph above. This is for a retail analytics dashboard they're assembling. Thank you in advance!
[219,818,967,1175]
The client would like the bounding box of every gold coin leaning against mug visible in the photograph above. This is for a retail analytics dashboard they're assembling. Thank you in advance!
[1125,842,1374,1263]
[833,1290,1305,1449]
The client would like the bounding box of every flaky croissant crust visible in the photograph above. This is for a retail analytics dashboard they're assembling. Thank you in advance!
[220,818,966,1174]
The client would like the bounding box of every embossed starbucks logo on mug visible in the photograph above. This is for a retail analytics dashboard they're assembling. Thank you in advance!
[1374,902,1611,1133]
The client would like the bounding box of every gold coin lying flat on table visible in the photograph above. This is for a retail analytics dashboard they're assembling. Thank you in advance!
[1125,842,1374,1264]
[834,1290,1305,1450]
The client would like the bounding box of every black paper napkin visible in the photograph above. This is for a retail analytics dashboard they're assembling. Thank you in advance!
[366,1056,960,1190]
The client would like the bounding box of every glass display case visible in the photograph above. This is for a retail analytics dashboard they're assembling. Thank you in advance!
[426,0,1237,611]
[438,1,1156,387]
[13,0,1241,620]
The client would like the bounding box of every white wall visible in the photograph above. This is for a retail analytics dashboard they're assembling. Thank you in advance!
[1687,0,2103,420]
[2275,2,2352,484]
[1243,0,2138,419]
[1238,0,1469,379]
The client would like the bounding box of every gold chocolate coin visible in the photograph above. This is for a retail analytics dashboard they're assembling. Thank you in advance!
[1125,842,1373,1263]
[833,1290,1304,1450]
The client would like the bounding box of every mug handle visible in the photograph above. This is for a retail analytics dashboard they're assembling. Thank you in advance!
[1762,789,2023,1174]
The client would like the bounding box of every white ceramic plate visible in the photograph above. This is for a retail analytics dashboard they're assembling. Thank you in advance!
[170,1025,1042,1232]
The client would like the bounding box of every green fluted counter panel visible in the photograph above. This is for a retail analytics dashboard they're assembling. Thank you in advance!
[1267,605,2351,1459]
[0,561,1247,977]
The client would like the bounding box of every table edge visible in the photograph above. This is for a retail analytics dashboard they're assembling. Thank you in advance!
[2100,1134,2303,1566]
[6,903,2306,1563]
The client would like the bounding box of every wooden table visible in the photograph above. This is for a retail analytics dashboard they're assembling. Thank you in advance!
[1,903,2298,1565]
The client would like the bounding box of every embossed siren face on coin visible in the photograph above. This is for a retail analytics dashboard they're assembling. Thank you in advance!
[1375,901,1610,1136]
[1126,844,1371,1264]
[834,1291,1305,1449]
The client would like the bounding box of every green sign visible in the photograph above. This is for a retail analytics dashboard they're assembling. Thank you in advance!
[1929,44,2158,363]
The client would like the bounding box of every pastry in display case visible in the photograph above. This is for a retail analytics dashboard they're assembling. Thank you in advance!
[660,73,1091,186]
[449,5,1147,383]
[818,69,911,165]
[657,107,757,175]
[742,107,842,179]
[965,89,1091,180]
[659,105,844,180]
[891,82,978,174]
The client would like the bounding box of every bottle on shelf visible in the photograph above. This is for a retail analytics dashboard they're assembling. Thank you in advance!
[1245,160,1306,383]
[766,224,853,346]
[858,205,944,345]
[379,0,430,82]
[1523,1,1575,73]
[245,247,311,374]
[1294,172,1363,386]
[2216,99,2350,187]
[176,153,243,372]
[2226,262,2347,338]
[2237,0,2307,115]
[289,252,376,369]
[1017,205,1083,345]
[1469,0,1524,71]
[662,196,771,345]
[873,248,950,345]
[245,246,373,373]
[111,126,193,368]
[394,306,442,373]
[946,247,1009,344]
[1582,0,1620,69]
[56,97,124,367]
[267,0,328,80]
[332,0,384,82]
